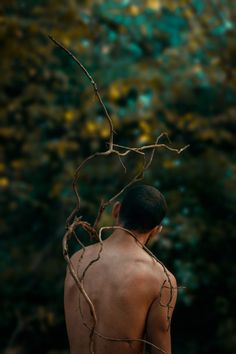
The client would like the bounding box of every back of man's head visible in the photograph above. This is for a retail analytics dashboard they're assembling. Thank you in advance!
[119,184,167,233]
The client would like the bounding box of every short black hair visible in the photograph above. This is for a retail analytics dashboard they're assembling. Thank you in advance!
[119,184,167,232]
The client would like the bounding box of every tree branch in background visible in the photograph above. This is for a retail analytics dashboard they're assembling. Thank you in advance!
[49,35,189,354]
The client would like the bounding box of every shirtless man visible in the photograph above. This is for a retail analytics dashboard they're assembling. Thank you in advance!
[64,184,177,354]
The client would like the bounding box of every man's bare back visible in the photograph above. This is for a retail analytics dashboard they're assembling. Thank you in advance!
[64,229,177,354]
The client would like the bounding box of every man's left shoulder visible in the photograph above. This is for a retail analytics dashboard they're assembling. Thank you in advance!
[147,259,177,295]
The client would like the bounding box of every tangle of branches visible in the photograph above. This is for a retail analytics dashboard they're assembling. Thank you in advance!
[49,35,189,354]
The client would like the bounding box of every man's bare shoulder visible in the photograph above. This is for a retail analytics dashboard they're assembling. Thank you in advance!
[137,254,177,297]
[151,259,176,285]
[69,242,100,264]
[66,243,177,299]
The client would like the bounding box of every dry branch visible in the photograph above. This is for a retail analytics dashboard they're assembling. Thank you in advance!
[49,35,188,354]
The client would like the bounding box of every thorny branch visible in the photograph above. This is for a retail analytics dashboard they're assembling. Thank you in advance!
[49,35,189,354]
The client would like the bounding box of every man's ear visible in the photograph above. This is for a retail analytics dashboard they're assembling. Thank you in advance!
[149,224,163,239]
[112,201,121,221]
[157,225,163,234]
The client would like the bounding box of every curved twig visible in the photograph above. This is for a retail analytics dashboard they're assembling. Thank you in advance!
[49,35,188,354]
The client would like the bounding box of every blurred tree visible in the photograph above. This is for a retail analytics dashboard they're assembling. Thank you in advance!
[1,0,236,353]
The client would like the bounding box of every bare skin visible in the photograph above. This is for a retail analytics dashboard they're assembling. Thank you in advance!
[64,203,177,354]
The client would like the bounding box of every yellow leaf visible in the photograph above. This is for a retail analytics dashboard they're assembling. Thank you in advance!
[184,7,194,18]
[139,120,151,133]
[129,5,140,16]
[166,2,179,11]
[100,126,110,138]
[62,35,71,47]
[147,0,162,11]
[0,177,9,187]
[64,110,75,123]
[139,133,150,144]
[163,160,174,169]
[0,127,15,137]
[11,160,24,169]
[86,121,97,134]
[200,129,216,140]
[109,84,120,100]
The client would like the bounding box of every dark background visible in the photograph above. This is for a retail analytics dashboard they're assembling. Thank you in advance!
[1,0,236,353]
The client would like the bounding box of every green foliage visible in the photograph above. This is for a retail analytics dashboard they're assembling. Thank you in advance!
[1,0,236,353]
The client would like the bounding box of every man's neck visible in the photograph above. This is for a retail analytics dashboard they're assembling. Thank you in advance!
[107,227,150,247]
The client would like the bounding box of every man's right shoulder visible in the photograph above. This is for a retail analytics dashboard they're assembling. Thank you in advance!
[70,242,100,263]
